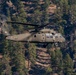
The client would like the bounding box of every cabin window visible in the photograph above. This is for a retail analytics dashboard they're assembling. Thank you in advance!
[55,36,58,38]
[50,36,53,38]
[43,37,44,39]
[50,34,53,38]
[47,36,50,38]
[34,35,36,37]
[46,33,50,38]
[42,34,44,36]
[38,32,40,34]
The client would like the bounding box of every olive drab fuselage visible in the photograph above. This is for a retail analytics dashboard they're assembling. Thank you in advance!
[6,31,65,43]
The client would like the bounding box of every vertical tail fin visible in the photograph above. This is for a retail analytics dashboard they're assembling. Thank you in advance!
[1,26,10,36]
[0,21,10,36]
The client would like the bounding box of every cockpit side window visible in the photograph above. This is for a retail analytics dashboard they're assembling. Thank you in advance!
[60,35,62,38]
[50,36,53,38]
[50,34,53,38]
[55,36,58,38]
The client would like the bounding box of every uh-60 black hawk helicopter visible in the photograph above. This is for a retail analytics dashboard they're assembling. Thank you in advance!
[0,15,65,43]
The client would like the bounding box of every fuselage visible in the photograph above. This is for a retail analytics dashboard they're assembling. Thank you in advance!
[6,32,65,43]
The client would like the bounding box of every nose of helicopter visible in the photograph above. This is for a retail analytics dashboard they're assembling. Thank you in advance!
[62,37,65,42]
[63,38,65,42]
[60,34,65,42]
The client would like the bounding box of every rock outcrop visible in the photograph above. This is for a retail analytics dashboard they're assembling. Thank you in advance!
[35,48,51,68]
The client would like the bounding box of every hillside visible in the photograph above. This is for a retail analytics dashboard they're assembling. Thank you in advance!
[0,0,76,75]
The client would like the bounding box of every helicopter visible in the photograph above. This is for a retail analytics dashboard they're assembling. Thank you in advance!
[0,15,65,43]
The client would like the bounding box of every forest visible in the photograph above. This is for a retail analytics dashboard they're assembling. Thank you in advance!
[0,0,76,75]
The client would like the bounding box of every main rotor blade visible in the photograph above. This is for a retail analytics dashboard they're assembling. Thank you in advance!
[38,23,59,29]
[6,21,39,26]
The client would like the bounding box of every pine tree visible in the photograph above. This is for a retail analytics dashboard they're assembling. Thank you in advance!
[28,43,36,65]
[3,1,27,74]
[63,54,73,75]
[31,9,42,25]
[3,55,12,75]
[12,42,26,75]
[11,0,27,33]
[50,49,63,74]
[55,49,63,74]
[41,0,50,24]
[2,40,12,75]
